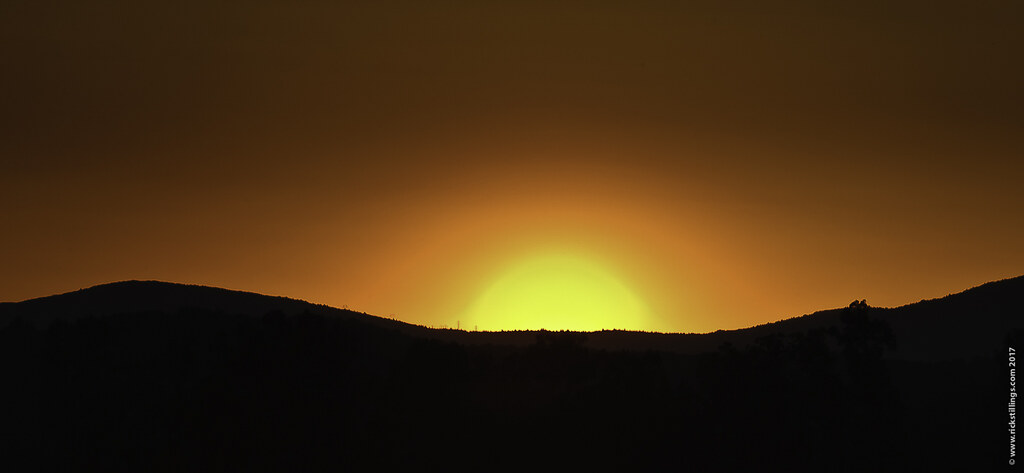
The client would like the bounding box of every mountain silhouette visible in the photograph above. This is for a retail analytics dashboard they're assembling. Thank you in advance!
[0,276,1018,472]
[0,280,376,327]
[4,275,1021,359]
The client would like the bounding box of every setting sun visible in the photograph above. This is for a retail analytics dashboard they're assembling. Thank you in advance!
[0,0,1017,469]
[463,253,649,331]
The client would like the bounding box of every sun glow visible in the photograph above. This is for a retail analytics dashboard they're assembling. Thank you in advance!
[463,253,649,331]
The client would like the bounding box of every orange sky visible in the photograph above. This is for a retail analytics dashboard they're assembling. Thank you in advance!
[2,1,1022,332]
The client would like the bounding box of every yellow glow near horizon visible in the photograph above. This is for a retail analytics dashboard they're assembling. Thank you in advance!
[463,253,649,331]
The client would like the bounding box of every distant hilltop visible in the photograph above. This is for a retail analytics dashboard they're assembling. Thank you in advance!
[2,275,1023,360]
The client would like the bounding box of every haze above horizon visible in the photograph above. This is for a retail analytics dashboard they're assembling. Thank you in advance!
[1,0,1021,333]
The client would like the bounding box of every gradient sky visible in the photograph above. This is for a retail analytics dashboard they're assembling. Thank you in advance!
[2,0,1022,333]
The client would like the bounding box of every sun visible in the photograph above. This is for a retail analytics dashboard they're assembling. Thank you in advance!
[463,252,649,331]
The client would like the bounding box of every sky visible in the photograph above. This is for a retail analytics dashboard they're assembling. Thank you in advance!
[2,0,1022,333]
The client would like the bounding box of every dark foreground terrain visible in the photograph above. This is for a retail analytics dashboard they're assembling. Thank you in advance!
[2,276,1022,472]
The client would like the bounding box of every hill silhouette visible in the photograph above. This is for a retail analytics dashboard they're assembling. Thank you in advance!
[5,275,1022,359]
[1,276,1019,471]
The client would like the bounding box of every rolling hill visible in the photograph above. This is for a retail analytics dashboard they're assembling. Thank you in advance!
[0,276,1019,471]
[4,275,1022,360]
